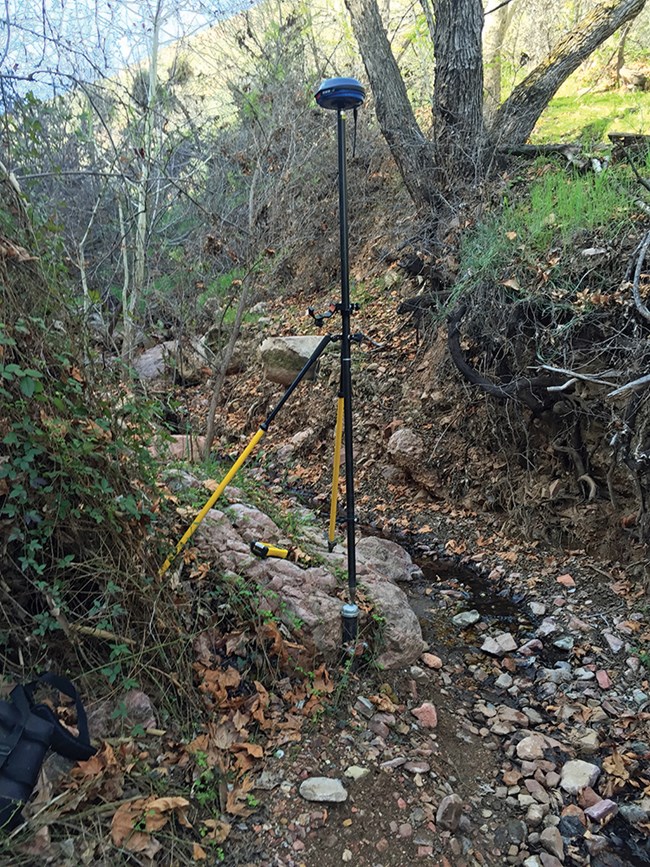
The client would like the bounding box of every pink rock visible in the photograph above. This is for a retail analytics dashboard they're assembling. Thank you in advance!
[585,799,618,823]
[556,573,576,588]
[562,804,586,825]
[519,639,544,656]
[421,652,443,669]
[596,669,612,689]
[412,702,438,729]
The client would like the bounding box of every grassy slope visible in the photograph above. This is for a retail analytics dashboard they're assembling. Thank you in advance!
[532,90,650,144]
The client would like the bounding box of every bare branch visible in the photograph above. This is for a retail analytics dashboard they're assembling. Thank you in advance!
[484,0,517,16]
[536,363,619,387]
[631,230,650,321]
[607,372,650,398]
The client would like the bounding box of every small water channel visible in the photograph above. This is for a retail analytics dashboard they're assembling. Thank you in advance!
[407,556,535,655]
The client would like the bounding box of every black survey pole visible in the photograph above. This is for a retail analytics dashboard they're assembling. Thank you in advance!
[337,107,357,605]
[315,77,365,647]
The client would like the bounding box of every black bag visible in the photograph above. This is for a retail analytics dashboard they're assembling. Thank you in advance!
[0,673,96,831]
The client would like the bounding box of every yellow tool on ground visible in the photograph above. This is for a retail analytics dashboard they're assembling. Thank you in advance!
[250,540,292,560]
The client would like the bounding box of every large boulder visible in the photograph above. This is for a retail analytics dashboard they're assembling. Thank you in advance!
[387,427,425,474]
[357,536,423,583]
[132,339,209,384]
[259,335,328,386]
[191,496,425,669]
[356,538,426,668]
[132,342,172,380]
[362,574,426,668]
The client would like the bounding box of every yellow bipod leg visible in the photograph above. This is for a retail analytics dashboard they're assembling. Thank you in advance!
[328,395,345,551]
[158,428,266,578]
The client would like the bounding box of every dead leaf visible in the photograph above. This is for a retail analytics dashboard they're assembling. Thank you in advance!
[144,797,192,831]
[232,708,250,733]
[603,751,630,781]
[111,795,191,853]
[311,664,334,695]
[197,665,242,705]
[619,620,642,633]
[111,801,155,853]
[193,843,208,861]
[370,694,397,713]
[202,818,231,843]
[258,621,288,664]
[234,742,264,759]
[226,775,256,816]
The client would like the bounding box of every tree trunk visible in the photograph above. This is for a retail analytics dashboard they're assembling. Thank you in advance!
[343,0,438,211]
[492,0,647,144]
[483,0,517,120]
[433,0,486,182]
[122,1,162,367]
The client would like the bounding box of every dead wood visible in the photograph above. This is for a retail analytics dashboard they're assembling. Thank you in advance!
[497,142,582,159]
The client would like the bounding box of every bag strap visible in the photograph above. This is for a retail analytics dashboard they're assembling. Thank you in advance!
[26,673,96,761]
[0,686,33,772]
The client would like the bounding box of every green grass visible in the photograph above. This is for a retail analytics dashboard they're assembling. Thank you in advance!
[455,163,635,299]
[532,91,650,145]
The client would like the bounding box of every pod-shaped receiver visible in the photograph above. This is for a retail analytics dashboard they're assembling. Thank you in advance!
[315,77,365,111]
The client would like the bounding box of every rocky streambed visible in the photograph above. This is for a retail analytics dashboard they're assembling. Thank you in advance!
[240,550,650,867]
[164,465,650,866]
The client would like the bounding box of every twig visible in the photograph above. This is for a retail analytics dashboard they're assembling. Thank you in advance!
[484,0,517,16]
[69,623,136,646]
[607,371,650,398]
[618,142,650,195]
[547,378,577,392]
[536,363,618,387]
[631,230,650,321]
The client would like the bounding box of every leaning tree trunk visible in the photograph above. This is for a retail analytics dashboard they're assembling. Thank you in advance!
[433,0,486,182]
[343,0,438,211]
[492,0,647,144]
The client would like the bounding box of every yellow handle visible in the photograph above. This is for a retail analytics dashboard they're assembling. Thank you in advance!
[158,427,266,577]
[328,396,345,547]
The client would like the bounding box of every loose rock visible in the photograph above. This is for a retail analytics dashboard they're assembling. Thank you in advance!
[436,793,463,831]
[299,777,348,803]
[560,760,601,794]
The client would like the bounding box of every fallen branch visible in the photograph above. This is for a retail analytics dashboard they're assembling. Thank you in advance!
[497,142,582,159]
